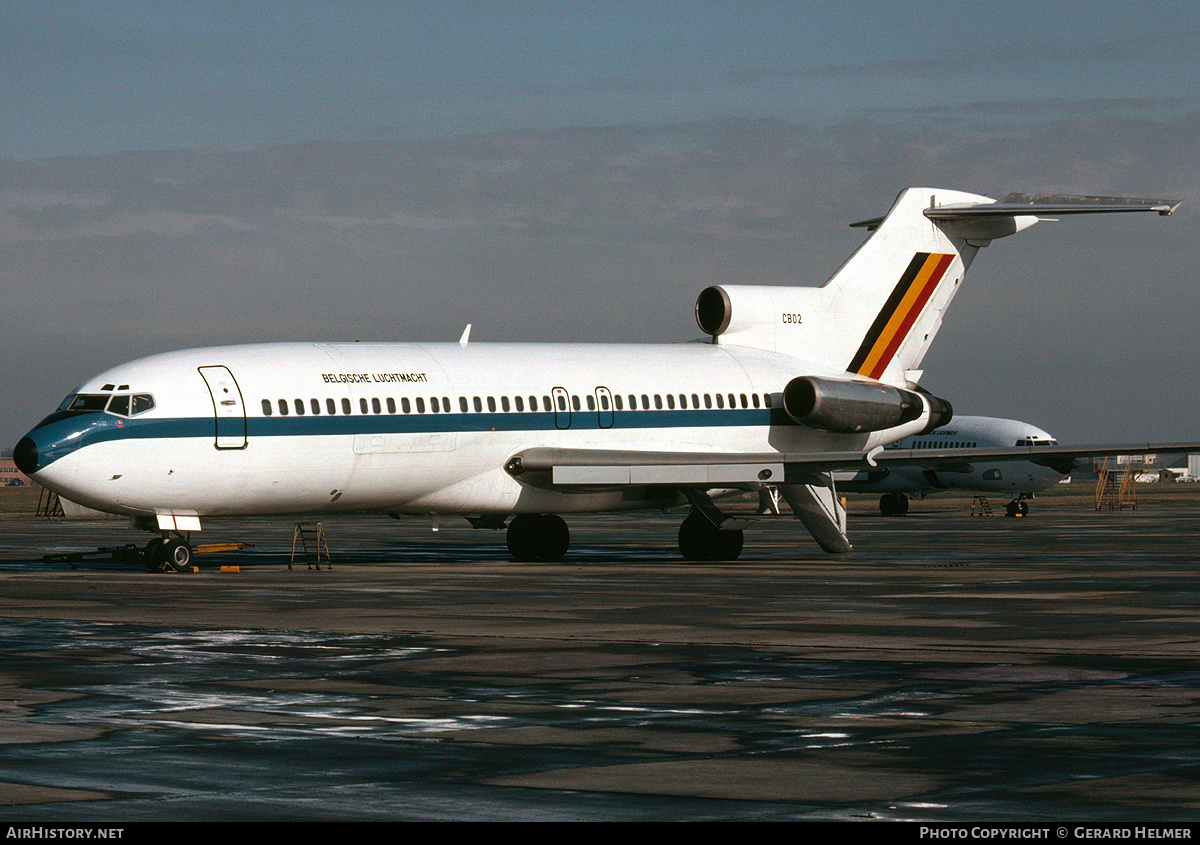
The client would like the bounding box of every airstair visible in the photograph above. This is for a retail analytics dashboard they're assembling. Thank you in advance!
[1094,455,1147,511]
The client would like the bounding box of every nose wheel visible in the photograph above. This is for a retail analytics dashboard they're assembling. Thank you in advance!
[144,537,193,572]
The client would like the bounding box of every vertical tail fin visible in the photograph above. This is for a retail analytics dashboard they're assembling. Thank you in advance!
[695,188,1178,386]
[824,187,989,385]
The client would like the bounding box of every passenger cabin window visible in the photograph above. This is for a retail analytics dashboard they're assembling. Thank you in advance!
[402,397,411,413]
[341,398,352,415]
[279,399,289,416]
[460,397,469,413]
[295,399,305,415]
[262,399,272,415]
[326,398,336,415]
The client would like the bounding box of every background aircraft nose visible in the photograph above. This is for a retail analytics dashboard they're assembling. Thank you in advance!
[13,436,38,475]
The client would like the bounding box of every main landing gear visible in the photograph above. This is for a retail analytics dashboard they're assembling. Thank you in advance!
[143,536,193,572]
[506,514,570,562]
[677,511,744,561]
[879,492,909,516]
[502,510,746,562]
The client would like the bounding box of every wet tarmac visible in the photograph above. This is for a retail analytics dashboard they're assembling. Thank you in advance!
[1,501,1199,821]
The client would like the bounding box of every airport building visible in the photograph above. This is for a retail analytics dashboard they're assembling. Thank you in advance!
[0,458,30,486]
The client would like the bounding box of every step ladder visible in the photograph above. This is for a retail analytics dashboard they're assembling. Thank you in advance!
[290,522,331,570]
[1095,456,1143,511]
[971,496,993,517]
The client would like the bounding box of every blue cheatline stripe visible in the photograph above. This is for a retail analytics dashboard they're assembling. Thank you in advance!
[32,407,788,468]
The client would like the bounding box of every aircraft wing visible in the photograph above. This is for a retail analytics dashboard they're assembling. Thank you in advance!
[506,441,1200,486]
[505,447,871,486]
[871,442,1200,476]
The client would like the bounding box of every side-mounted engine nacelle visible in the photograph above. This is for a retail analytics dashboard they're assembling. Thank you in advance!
[783,375,953,435]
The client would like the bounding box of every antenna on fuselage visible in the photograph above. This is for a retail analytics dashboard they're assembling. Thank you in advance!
[459,324,472,347]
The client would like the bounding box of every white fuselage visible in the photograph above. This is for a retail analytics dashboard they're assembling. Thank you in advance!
[23,339,940,523]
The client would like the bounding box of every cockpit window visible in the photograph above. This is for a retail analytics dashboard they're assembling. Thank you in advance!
[112,394,155,417]
[66,394,110,412]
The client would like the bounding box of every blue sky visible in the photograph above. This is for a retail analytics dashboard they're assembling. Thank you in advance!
[2,1,1199,447]
[6,1,1197,157]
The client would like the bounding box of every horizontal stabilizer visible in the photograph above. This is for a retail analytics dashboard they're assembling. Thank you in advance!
[927,193,1181,219]
[851,192,1181,232]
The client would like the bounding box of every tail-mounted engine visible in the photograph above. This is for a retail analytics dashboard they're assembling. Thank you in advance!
[695,284,824,352]
[783,375,952,435]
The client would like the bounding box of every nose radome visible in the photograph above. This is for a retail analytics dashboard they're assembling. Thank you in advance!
[13,437,38,475]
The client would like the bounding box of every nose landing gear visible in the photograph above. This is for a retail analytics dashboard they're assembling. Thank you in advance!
[1005,498,1030,518]
[144,536,193,572]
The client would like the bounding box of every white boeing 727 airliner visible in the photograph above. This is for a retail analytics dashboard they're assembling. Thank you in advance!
[13,188,1189,570]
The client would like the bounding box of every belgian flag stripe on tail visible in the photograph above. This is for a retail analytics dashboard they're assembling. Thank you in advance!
[847,252,954,380]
